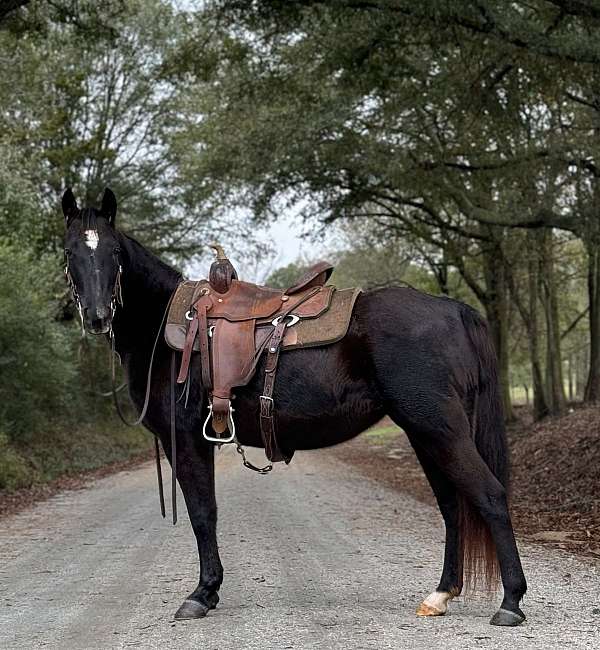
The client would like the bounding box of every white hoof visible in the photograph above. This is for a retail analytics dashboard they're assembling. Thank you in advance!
[416,591,453,617]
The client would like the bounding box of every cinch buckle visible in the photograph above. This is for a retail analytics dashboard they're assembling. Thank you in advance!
[202,403,236,444]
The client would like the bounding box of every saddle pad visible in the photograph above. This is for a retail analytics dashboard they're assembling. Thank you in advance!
[165,284,361,352]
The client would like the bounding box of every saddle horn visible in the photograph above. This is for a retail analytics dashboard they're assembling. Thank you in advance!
[208,242,238,294]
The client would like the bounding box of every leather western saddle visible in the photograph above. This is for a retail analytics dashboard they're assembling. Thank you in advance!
[165,245,360,464]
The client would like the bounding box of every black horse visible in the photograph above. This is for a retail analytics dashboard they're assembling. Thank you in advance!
[61,188,527,626]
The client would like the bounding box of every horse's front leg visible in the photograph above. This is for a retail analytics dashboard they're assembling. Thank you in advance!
[165,434,222,620]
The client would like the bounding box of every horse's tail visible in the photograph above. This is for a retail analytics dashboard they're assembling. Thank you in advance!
[459,306,509,592]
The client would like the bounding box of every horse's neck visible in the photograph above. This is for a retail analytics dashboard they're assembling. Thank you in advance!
[112,232,181,356]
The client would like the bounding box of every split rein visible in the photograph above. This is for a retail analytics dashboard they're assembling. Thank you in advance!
[64,254,271,526]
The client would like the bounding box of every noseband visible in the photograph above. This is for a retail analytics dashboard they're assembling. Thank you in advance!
[63,246,123,337]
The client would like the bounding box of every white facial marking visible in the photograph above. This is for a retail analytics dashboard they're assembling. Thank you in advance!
[84,229,99,250]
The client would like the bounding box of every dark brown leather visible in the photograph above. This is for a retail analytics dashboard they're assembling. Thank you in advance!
[209,258,238,294]
[286,261,334,295]
[206,280,290,321]
[260,319,288,462]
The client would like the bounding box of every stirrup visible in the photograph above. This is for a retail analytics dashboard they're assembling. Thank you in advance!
[202,403,236,444]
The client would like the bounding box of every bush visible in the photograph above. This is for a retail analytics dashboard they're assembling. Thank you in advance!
[0,431,33,490]
[0,243,153,491]
[0,244,75,439]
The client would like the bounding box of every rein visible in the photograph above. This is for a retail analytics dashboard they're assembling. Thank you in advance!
[109,291,177,523]
[65,243,175,523]
[65,245,274,527]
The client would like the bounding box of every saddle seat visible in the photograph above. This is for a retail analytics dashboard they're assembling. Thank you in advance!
[165,249,361,464]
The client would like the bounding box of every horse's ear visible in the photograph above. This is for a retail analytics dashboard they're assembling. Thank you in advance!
[101,187,117,226]
[62,188,78,225]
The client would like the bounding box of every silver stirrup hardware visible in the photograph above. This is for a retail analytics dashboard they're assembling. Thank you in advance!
[202,403,236,444]
[271,314,300,327]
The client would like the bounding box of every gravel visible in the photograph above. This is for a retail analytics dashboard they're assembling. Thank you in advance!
[1,445,599,649]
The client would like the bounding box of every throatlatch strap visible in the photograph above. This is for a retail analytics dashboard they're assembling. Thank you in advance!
[170,352,178,525]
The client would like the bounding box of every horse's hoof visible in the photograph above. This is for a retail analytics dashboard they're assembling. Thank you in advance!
[489,607,526,626]
[416,602,445,617]
[416,591,451,617]
[174,599,210,620]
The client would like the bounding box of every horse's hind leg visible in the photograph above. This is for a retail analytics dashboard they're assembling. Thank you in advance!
[421,431,526,625]
[387,405,526,625]
[407,435,462,617]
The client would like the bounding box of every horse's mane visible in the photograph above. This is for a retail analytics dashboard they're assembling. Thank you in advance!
[117,230,183,288]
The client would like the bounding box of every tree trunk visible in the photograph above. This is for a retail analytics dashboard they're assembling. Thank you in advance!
[526,237,550,419]
[584,242,600,401]
[539,231,566,415]
[482,242,514,421]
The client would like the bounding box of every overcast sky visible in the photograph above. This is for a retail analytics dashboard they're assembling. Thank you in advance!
[187,210,338,283]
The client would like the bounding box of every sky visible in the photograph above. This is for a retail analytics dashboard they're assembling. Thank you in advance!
[187,211,338,283]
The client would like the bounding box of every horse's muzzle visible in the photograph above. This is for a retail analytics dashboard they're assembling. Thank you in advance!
[86,316,112,335]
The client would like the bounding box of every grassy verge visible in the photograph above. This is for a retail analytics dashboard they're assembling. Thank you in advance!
[0,420,153,492]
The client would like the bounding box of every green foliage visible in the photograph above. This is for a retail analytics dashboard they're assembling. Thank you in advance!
[0,242,154,491]
[0,432,31,491]
[265,261,310,289]
[0,0,219,261]
[0,244,75,438]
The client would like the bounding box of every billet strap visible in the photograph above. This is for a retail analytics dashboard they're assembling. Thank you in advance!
[170,352,178,525]
[259,319,288,463]
[196,296,213,390]
[178,293,213,389]
[256,288,322,463]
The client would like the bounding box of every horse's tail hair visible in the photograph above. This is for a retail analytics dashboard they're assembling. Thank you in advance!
[459,306,509,593]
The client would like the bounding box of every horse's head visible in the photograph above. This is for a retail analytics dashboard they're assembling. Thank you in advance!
[62,187,122,335]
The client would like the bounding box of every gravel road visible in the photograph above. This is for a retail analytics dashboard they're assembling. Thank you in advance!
[1,445,599,649]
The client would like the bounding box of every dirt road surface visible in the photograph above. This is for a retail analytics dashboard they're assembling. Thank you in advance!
[1,446,599,649]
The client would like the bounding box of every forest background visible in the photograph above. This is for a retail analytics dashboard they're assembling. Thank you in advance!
[1,0,599,490]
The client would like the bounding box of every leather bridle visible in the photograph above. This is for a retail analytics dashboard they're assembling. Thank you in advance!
[63,245,123,338]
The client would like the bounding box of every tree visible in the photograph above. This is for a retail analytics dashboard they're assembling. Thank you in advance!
[167,0,600,412]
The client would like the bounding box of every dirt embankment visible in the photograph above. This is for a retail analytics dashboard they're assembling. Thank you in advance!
[332,406,600,558]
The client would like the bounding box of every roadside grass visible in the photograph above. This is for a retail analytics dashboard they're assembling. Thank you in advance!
[0,420,152,491]
[364,424,402,444]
